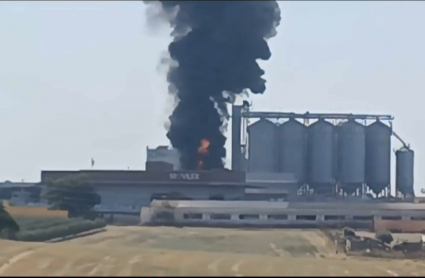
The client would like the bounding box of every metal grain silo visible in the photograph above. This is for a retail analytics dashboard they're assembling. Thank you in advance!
[277,119,308,185]
[395,147,414,196]
[307,119,336,190]
[365,121,392,195]
[337,120,366,194]
[248,119,277,173]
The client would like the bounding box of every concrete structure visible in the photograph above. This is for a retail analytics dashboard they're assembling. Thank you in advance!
[231,105,244,171]
[146,146,181,170]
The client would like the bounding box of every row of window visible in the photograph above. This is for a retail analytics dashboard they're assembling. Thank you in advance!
[180,213,425,221]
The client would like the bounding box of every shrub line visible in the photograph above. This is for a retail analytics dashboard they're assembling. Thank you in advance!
[46,227,106,243]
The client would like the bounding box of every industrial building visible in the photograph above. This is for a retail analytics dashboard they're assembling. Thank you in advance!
[0,182,42,205]
[146,146,181,171]
[35,104,416,225]
[230,104,415,199]
[40,170,298,215]
[144,199,425,229]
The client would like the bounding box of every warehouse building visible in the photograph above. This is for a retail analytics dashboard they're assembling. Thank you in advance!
[40,170,298,214]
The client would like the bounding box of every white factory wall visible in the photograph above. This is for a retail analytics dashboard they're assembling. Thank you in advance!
[94,184,246,210]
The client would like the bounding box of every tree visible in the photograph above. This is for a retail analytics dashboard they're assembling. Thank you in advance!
[43,174,101,218]
[0,202,20,239]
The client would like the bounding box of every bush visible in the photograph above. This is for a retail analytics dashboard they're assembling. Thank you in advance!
[375,230,394,244]
[0,204,20,237]
[81,210,100,221]
[0,228,18,240]
[15,218,106,242]
[67,208,100,220]
[15,217,71,231]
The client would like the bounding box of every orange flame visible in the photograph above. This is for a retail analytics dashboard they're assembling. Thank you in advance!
[197,139,210,170]
[198,139,210,155]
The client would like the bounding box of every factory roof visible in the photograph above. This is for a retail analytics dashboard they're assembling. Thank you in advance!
[150,200,425,211]
[90,180,263,188]
[151,200,289,209]
[245,188,294,194]
[288,202,425,210]
[40,170,298,187]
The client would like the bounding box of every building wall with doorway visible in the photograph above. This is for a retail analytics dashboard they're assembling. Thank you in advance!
[93,183,247,212]
[40,170,298,213]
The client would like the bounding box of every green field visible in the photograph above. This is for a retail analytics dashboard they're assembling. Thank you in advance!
[2,216,106,242]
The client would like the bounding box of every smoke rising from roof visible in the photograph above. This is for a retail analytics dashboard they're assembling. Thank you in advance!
[145,1,281,170]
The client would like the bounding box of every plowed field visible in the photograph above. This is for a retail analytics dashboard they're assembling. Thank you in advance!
[1,226,425,276]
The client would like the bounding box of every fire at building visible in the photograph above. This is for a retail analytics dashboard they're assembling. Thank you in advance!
[197,139,210,170]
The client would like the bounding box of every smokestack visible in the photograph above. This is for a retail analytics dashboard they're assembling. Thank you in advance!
[144,1,281,170]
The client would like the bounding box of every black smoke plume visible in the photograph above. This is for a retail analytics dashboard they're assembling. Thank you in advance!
[145,1,281,170]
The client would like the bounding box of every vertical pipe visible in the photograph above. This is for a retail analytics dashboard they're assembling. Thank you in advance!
[232,105,243,171]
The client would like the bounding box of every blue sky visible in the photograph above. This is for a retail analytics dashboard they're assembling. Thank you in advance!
[0,1,424,194]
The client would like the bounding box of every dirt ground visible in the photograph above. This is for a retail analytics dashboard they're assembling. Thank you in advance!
[1,226,425,276]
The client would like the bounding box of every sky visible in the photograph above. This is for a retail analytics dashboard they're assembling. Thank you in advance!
[0,1,424,194]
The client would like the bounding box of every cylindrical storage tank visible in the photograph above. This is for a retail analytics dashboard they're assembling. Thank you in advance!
[365,121,392,195]
[395,147,414,196]
[307,119,336,189]
[248,119,277,173]
[337,120,366,194]
[277,119,308,185]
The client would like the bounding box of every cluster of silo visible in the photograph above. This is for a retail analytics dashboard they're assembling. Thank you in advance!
[247,118,414,197]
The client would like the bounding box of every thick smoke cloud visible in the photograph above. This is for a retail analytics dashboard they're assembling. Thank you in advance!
[145,1,281,170]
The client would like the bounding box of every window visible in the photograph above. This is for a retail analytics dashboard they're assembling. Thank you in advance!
[381,216,402,221]
[267,214,288,220]
[324,215,345,221]
[411,216,425,221]
[210,213,231,220]
[296,215,316,221]
[154,211,175,221]
[239,214,259,220]
[353,216,373,221]
[183,213,203,220]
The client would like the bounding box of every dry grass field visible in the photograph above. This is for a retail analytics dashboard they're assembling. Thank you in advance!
[4,204,67,219]
[2,225,425,276]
